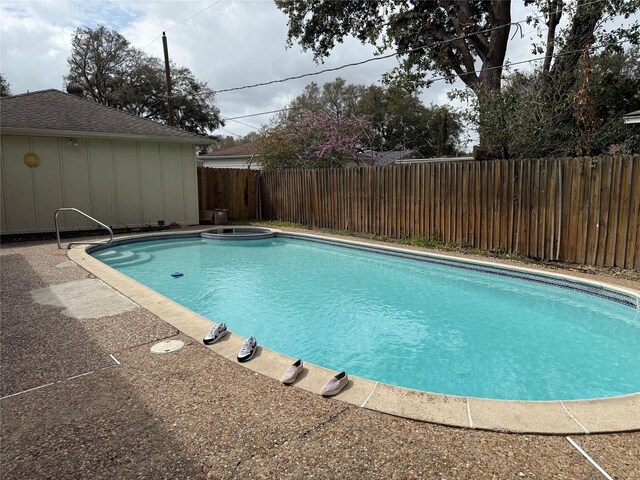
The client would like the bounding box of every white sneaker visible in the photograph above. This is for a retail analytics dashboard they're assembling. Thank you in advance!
[203,322,228,345]
[237,336,257,362]
[320,371,348,396]
[281,359,304,384]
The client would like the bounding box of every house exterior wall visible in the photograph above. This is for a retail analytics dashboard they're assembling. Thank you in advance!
[0,134,199,234]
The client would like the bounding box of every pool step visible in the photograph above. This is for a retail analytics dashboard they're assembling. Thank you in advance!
[102,251,153,267]
[95,250,135,263]
[96,249,120,258]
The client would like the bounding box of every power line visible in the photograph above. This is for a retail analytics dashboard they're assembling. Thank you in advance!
[219,37,628,126]
[140,0,225,51]
[216,126,243,137]
[224,107,300,121]
[213,0,607,94]
[223,117,261,130]
[213,49,400,94]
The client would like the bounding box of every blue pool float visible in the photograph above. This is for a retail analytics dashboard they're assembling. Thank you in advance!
[171,272,184,278]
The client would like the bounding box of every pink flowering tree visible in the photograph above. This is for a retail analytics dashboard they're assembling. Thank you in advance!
[256,111,370,169]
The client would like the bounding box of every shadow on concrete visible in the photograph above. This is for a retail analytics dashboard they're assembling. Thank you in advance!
[0,250,204,478]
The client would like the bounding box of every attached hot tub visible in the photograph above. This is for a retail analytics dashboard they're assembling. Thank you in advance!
[201,226,275,240]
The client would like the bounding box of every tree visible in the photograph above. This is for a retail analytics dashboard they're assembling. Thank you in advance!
[210,131,261,151]
[255,110,368,169]
[537,0,640,92]
[277,78,365,124]
[356,85,462,156]
[276,1,511,96]
[466,46,640,158]
[0,73,11,96]
[275,0,639,149]
[276,78,462,157]
[65,25,222,135]
[429,105,464,156]
[587,46,640,153]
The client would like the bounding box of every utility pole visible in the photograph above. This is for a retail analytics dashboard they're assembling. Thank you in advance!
[162,32,175,127]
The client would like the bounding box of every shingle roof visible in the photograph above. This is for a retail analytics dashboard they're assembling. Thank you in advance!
[206,142,257,156]
[0,89,211,143]
[359,149,420,166]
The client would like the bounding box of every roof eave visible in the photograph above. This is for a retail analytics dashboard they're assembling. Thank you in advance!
[0,127,214,144]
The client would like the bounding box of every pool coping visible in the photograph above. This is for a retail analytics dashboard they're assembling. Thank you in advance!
[68,227,640,435]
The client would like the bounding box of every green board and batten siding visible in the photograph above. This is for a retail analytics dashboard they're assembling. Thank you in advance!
[0,135,199,234]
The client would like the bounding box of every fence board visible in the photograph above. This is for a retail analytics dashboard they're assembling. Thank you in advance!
[474,161,481,247]
[392,166,397,236]
[491,161,499,249]
[456,163,462,243]
[414,164,419,237]
[397,166,403,236]
[626,157,640,269]
[540,160,549,258]
[530,160,539,258]
[616,157,634,267]
[575,161,585,263]
[456,163,461,244]
[417,164,424,238]
[498,161,504,249]
[548,159,557,259]
[499,161,508,250]
[404,166,410,237]
[512,161,520,253]
[558,159,570,260]
[586,160,601,266]
[605,158,622,266]
[480,162,488,250]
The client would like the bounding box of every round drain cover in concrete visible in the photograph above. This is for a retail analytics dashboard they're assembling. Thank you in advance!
[150,340,185,354]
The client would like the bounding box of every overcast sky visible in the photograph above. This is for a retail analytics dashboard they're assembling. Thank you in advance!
[1,0,637,146]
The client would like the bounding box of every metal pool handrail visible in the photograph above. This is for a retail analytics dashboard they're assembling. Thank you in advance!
[54,208,114,249]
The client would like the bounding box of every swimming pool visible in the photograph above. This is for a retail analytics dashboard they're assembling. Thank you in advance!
[91,232,640,401]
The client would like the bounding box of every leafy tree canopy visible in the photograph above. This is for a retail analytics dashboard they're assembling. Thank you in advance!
[65,25,222,136]
[276,77,463,158]
[276,0,510,95]
[209,132,260,151]
[0,73,10,97]
[276,0,639,95]
[256,110,368,169]
[467,46,640,158]
[357,85,463,157]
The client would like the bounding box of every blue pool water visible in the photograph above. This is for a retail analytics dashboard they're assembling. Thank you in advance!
[93,236,640,400]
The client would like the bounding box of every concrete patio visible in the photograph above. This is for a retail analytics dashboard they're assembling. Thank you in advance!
[1,236,638,479]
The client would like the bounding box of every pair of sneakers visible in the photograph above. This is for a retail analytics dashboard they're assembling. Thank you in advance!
[202,322,258,362]
[203,323,257,363]
[281,359,348,396]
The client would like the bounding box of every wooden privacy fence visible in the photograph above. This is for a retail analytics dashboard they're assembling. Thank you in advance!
[197,167,257,220]
[260,156,640,268]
